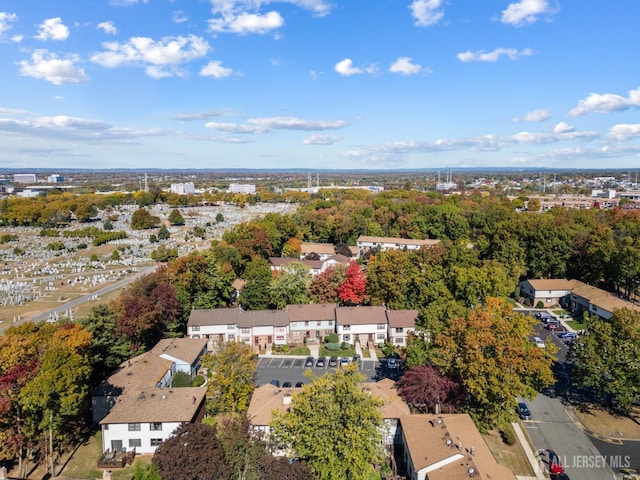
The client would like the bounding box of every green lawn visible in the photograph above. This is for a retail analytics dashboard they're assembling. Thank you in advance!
[287,346,311,356]
[319,346,356,357]
[566,319,585,330]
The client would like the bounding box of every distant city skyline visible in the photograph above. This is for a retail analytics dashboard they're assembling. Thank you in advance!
[0,1,639,170]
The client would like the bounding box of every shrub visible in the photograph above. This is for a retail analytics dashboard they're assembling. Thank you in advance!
[325,342,341,351]
[172,371,193,387]
[325,333,339,344]
[536,301,544,309]
[340,342,350,350]
[281,344,289,353]
[500,425,517,446]
[192,375,205,387]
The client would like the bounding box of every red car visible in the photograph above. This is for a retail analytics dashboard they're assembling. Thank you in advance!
[548,450,565,474]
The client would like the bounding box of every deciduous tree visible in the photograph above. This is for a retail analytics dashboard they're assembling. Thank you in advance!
[338,261,367,306]
[396,364,465,413]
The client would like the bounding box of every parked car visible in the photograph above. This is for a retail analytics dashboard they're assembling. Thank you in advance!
[550,474,570,480]
[620,468,640,480]
[295,382,304,388]
[352,354,361,364]
[340,357,349,367]
[388,358,398,369]
[534,337,545,348]
[558,331,577,340]
[316,357,326,368]
[329,356,338,367]
[517,402,532,420]
[546,323,566,332]
[269,379,280,388]
[304,356,314,367]
[541,315,557,324]
[547,450,564,474]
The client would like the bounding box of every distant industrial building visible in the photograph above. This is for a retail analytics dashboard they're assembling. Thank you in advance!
[170,182,195,195]
[229,183,256,194]
[13,173,37,184]
[47,174,64,183]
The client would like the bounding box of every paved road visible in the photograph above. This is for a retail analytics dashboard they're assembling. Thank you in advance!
[0,265,157,334]
[519,309,618,479]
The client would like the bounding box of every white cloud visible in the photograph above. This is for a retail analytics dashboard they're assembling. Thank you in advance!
[501,0,557,26]
[91,35,210,78]
[303,133,342,145]
[111,0,149,5]
[209,11,284,34]
[205,116,347,134]
[608,124,640,141]
[0,12,18,37]
[569,87,640,116]
[173,10,189,23]
[17,50,87,85]
[409,0,444,27]
[514,108,550,122]
[457,47,533,62]
[335,58,361,76]
[553,122,574,133]
[97,21,117,35]
[200,61,234,78]
[174,110,232,121]
[280,0,333,17]
[36,17,70,41]
[205,121,265,134]
[11,34,23,43]
[389,57,422,75]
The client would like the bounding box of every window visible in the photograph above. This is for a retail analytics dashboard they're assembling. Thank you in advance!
[377,324,386,330]
[328,321,333,327]
[227,324,236,330]
[150,438,163,447]
[241,328,251,334]
[150,423,162,431]
[129,438,142,448]
[128,423,141,431]
[276,335,285,341]
[291,322,297,327]
[276,327,285,333]
[395,327,403,333]
[343,325,351,331]
[192,326,200,331]
[293,331,300,337]
[376,333,386,340]
[343,334,350,342]
[227,334,235,341]
[395,337,404,344]
[317,321,321,327]
[304,321,309,327]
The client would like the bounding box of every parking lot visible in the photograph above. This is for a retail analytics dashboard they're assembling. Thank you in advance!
[255,356,401,386]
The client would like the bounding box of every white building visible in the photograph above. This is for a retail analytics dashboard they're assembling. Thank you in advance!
[170,182,195,195]
[47,174,64,183]
[357,236,440,256]
[13,173,37,183]
[229,183,256,194]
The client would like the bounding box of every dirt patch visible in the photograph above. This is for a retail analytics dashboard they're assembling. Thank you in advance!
[574,404,640,439]
[483,428,534,476]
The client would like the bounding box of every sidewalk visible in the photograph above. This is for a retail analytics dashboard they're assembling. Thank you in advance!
[511,422,546,480]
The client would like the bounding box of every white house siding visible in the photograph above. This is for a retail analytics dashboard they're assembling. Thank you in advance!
[337,324,386,345]
[290,320,335,343]
[101,421,182,454]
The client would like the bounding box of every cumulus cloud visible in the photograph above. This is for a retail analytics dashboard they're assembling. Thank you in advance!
[514,108,550,122]
[91,35,210,78]
[409,0,444,27]
[173,10,189,23]
[173,110,232,121]
[206,116,347,134]
[334,58,361,76]
[36,17,70,41]
[17,50,87,85]
[501,0,558,26]
[209,11,284,35]
[457,47,533,62]
[553,122,574,133]
[569,87,640,116]
[200,60,235,78]
[97,21,117,35]
[303,133,342,145]
[0,12,18,37]
[608,124,640,141]
[389,57,422,75]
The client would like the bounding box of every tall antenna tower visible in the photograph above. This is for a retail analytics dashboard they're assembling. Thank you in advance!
[307,172,312,191]
[144,173,149,193]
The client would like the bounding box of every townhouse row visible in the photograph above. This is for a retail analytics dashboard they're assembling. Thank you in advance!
[187,304,419,350]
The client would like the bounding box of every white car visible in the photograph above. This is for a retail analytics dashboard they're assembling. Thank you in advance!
[534,337,545,348]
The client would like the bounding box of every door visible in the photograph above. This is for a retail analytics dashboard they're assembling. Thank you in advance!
[267,336,272,344]
[111,440,123,452]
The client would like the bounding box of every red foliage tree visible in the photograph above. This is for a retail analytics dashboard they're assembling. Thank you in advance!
[396,364,465,414]
[338,261,367,305]
[309,265,345,304]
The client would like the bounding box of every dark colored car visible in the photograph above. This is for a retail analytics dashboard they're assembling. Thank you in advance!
[550,474,570,480]
[340,356,349,367]
[517,402,532,420]
[295,382,304,388]
[316,357,326,368]
[329,356,338,367]
[282,381,292,388]
[546,323,566,332]
[304,356,314,367]
[547,450,564,474]
[352,354,361,364]
[269,379,280,388]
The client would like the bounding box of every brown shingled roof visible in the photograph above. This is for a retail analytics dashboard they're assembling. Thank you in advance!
[357,236,440,247]
[335,306,388,325]
[526,279,575,291]
[301,242,335,255]
[386,309,418,328]
[238,309,289,327]
[287,303,337,321]
[100,387,206,424]
[152,337,207,366]
[366,379,411,419]
[188,308,240,327]
[247,384,303,426]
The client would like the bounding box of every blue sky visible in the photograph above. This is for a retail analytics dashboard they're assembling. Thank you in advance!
[1,0,640,170]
